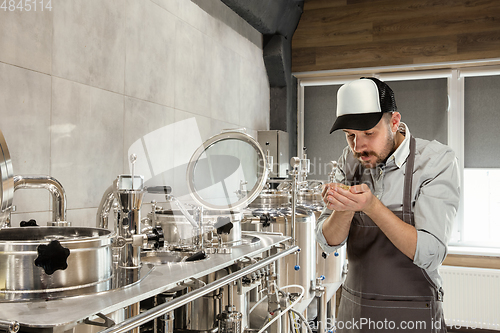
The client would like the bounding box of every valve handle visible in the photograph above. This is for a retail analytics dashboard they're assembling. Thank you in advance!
[185,250,207,262]
[214,216,233,235]
[259,213,273,228]
[147,227,165,249]
[154,227,165,249]
[34,240,70,275]
[294,249,300,271]
[20,219,38,227]
[146,186,172,195]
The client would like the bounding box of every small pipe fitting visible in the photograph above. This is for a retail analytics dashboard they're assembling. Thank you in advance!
[13,175,67,224]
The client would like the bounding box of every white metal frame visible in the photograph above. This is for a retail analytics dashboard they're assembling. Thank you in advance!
[294,59,500,250]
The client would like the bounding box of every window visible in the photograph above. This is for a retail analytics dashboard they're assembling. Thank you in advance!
[461,73,500,247]
[297,62,500,249]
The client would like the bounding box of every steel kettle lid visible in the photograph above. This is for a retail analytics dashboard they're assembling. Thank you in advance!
[186,130,269,211]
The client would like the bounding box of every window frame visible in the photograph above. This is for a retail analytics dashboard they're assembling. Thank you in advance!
[295,59,500,253]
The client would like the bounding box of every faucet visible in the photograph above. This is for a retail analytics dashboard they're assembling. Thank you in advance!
[12,175,67,226]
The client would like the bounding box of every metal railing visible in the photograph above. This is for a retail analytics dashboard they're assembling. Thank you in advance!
[99,245,299,333]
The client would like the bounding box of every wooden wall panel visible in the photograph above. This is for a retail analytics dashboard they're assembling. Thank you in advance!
[293,0,500,72]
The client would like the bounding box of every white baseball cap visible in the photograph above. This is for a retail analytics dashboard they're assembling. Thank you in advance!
[330,77,397,133]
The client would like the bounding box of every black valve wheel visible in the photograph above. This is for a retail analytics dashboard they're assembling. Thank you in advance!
[150,227,165,249]
[20,219,38,227]
[34,240,70,275]
[214,216,233,235]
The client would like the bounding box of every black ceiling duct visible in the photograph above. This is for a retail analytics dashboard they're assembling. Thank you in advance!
[220,0,304,158]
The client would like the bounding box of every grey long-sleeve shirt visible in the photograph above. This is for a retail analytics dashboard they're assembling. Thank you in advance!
[316,123,460,289]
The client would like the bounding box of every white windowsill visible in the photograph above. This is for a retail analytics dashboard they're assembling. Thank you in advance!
[448,245,500,257]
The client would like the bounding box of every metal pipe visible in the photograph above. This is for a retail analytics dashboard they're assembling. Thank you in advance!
[317,290,327,333]
[0,320,19,333]
[96,184,115,228]
[289,157,300,245]
[126,303,140,333]
[98,245,299,333]
[314,277,327,333]
[226,266,234,306]
[13,175,67,223]
[291,174,297,244]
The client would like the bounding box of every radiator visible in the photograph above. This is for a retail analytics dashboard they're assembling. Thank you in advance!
[439,265,500,331]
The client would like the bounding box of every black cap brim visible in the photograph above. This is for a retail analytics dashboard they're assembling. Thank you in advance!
[329,113,384,133]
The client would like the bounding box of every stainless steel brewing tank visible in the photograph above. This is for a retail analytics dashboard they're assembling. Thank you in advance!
[172,271,219,332]
[298,195,346,286]
[148,209,242,247]
[0,226,113,301]
[297,188,323,207]
[241,207,316,300]
[248,189,290,209]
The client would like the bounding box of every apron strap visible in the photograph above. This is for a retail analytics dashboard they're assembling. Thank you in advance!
[402,136,416,225]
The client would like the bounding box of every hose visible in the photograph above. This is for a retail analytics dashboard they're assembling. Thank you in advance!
[289,303,300,333]
[256,284,305,333]
[289,308,313,333]
[169,196,198,228]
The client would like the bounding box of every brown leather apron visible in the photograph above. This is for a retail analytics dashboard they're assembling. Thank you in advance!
[336,136,446,333]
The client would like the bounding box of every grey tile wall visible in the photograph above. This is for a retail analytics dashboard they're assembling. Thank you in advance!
[174,19,213,116]
[52,0,126,92]
[0,7,53,74]
[123,96,176,186]
[0,0,269,227]
[125,0,176,106]
[210,43,241,124]
[50,77,125,210]
[0,63,51,214]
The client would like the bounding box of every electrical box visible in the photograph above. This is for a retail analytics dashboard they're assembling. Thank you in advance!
[257,130,289,178]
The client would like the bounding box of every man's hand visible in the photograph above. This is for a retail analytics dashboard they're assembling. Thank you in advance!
[322,183,417,260]
[322,183,376,213]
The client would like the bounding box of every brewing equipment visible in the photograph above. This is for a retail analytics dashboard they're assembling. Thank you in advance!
[0,128,116,304]
[13,175,68,226]
[241,207,316,301]
[247,189,290,209]
[145,208,243,251]
[257,130,289,178]
[185,131,268,212]
[241,151,347,331]
[0,226,113,301]
[0,127,327,333]
[0,129,14,227]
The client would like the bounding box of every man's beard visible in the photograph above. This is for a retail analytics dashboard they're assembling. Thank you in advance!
[354,130,396,168]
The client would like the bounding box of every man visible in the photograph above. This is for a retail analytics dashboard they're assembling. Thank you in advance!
[316,77,460,332]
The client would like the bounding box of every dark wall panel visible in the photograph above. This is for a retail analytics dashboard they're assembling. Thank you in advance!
[304,85,346,180]
[388,78,448,145]
[464,75,500,168]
